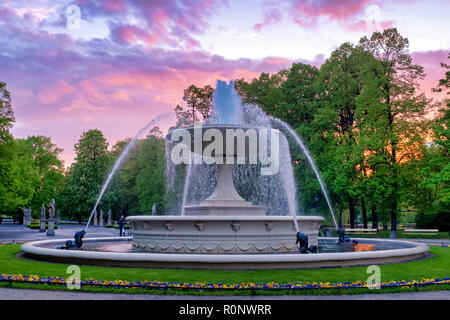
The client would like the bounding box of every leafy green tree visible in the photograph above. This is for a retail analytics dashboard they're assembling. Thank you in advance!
[101,127,167,217]
[21,136,65,214]
[235,72,285,118]
[12,139,39,215]
[311,43,372,227]
[62,129,109,222]
[357,28,430,233]
[0,82,19,215]
[409,54,449,230]
[175,84,214,125]
[0,82,14,135]
[135,127,166,213]
[100,139,130,220]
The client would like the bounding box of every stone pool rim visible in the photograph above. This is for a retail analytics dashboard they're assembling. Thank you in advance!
[21,237,429,270]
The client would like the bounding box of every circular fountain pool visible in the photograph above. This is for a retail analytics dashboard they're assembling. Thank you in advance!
[21,237,429,270]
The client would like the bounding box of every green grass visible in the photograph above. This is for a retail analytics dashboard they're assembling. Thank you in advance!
[326,229,450,239]
[0,244,449,295]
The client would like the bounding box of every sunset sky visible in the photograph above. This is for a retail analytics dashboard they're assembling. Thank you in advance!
[1,0,449,166]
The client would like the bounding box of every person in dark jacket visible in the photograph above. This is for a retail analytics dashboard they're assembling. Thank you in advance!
[119,215,125,237]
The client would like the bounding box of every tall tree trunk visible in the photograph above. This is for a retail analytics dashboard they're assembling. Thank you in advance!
[349,199,355,228]
[391,194,398,232]
[371,205,378,229]
[18,210,24,225]
[361,199,368,229]
[339,207,343,228]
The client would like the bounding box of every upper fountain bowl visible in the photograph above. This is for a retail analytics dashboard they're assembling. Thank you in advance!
[166,124,277,163]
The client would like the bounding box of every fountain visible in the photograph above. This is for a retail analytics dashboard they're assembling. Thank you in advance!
[127,80,323,253]
[21,80,429,269]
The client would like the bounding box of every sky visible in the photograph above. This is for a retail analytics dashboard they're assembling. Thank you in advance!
[1,0,449,166]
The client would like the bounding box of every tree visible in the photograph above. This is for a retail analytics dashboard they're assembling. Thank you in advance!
[100,139,131,220]
[0,82,19,215]
[311,43,372,227]
[21,136,65,214]
[410,54,449,230]
[12,139,39,218]
[135,127,166,213]
[0,82,14,136]
[358,28,430,233]
[62,130,109,222]
[175,84,214,125]
[235,72,285,120]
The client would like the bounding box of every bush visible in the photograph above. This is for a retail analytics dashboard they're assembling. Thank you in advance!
[27,224,58,230]
[416,211,450,231]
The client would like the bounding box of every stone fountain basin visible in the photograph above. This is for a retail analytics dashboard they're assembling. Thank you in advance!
[126,215,324,254]
[21,237,429,270]
[166,124,274,161]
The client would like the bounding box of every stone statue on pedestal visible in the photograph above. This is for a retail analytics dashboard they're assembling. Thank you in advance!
[41,204,46,220]
[93,209,98,226]
[47,199,56,236]
[107,209,112,225]
[48,199,55,219]
[23,208,31,225]
[99,209,104,227]
[40,204,46,232]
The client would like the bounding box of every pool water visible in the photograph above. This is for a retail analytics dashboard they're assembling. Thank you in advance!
[40,238,415,254]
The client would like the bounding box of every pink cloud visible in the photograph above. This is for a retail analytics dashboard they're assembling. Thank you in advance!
[74,0,227,48]
[254,1,283,31]
[412,50,449,100]
[289,0,377,27]
[38,80,75,104]
[5,0,442,168]
[346,19,395,31]
[286,0,412,30]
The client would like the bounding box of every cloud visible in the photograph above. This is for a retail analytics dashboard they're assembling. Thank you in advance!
[286,0,411,31]
[1,5,300,165]
[71,0,227,49]
[411,50,449,100]
[254,0,283,31]
[4,0,441,167]
[38,80,75,104]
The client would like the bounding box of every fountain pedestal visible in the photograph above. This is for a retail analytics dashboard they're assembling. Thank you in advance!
[184,164,267,216]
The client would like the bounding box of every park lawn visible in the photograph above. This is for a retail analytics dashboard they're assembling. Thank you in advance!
[326,229,450,239]
[0,245,449,288]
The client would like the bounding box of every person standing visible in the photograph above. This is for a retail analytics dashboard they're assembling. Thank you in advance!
[119,215,125,237]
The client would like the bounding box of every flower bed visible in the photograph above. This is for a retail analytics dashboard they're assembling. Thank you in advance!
[0,273,448,292]
[1,241,448,292]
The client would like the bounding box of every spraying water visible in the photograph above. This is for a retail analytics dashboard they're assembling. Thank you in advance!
[210,80,243,124]
[181,153,193,216]
[168,80,336,235]
[84,112,173,232]
[271,118,339,230]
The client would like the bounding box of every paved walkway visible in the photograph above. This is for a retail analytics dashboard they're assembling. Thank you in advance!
[0,223,121,242]
[0,287,448,300]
